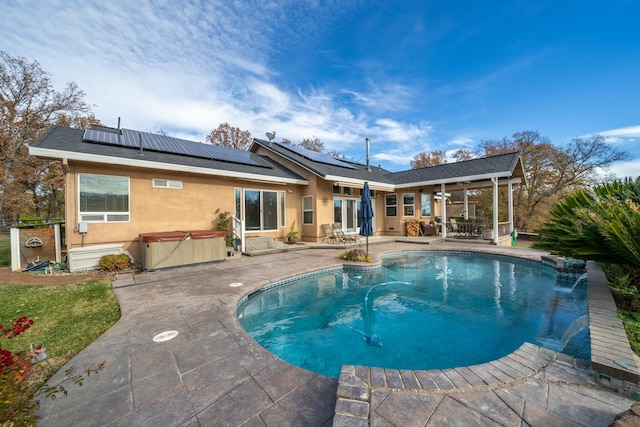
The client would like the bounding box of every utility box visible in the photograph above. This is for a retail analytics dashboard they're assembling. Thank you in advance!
[139,230,226,271]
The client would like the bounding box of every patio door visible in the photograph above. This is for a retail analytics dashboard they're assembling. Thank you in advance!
[334,198,375,232]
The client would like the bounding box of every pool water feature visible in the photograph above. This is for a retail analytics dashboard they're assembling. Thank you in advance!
[237,252,589,378]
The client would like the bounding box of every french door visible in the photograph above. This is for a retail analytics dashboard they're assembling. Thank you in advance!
[334,198,374,232]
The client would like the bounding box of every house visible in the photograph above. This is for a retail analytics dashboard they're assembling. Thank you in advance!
[28,125,525,267]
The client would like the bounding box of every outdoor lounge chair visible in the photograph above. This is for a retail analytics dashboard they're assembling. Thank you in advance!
[449,218,461,235]
[333,223,357,243]
[322,224,339,243]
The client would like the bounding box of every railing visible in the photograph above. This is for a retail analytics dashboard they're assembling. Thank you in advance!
[232,215,245,252]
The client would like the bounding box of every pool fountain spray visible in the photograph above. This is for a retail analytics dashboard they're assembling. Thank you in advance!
[362,281,412,346]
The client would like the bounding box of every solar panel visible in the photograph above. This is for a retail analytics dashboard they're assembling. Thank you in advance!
[82,129,261,167]
[277,142,357,169]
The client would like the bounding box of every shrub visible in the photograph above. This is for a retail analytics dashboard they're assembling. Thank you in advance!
[215,209,234,247]
[338,249,372,263]
[99,254,130,271]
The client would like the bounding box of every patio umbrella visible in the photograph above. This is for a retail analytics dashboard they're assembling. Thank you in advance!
[359,182,374,255]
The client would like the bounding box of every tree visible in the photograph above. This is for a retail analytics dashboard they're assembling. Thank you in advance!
[474,130,631,231]
[206,122,252,150]
[299,137,324,152]
[410,150,447,169]
[451,148,472,162]
[0,51,96,226]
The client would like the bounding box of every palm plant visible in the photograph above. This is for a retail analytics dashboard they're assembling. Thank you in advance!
[533,177,640,270]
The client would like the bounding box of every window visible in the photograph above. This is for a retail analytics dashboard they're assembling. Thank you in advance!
[79,174,129,222]
[244,189,279,231]
[333,185,341,195]
[302,196,313,224]
[235,188,242,218]
[403,193,415,216]
[280,191,286,227]
[152,178,182,189]
[421,193,431,216]
[385,194,397,217]
[343,187,352,196]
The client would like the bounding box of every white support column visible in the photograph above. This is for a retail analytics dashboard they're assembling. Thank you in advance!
[440,182,447,239]
[492,177,499,244]
[463,185,469,220]
[508,180,514,235]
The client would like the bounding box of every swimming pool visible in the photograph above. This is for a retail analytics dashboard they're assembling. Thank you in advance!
[237,251,589,378]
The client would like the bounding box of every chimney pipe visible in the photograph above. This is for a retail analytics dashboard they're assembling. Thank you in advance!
[365,137,371,171]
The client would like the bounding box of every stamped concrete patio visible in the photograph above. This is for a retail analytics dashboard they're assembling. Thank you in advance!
[36,241,636,426]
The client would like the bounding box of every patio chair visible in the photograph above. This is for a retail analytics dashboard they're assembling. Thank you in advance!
[322,224,340,243]
[473,218,487,236]
[449,218,461,235]
[333,223,357,244]
[461,220,474,237]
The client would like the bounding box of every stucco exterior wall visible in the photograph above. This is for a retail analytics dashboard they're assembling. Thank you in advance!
[64,162,303,261]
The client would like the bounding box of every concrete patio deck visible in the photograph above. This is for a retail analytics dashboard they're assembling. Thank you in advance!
[36,241,636,426]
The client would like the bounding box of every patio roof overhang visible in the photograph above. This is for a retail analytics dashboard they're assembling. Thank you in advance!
[394,172,522,190]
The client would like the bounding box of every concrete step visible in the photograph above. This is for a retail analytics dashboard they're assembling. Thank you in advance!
[244,237,284,252]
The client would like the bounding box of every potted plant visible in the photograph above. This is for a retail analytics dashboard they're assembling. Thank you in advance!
[286,221,300,244]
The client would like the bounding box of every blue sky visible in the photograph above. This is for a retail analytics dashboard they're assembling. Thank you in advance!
[2,0,639,177]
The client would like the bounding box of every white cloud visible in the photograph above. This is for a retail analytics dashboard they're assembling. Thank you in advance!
[597,125,640,144]
[1,0,432,170]
[607,160,640,180]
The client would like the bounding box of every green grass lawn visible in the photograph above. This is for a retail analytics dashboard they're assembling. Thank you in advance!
[0,280,121,369]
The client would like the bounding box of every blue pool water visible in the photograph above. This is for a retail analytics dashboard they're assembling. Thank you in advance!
[237,252,589,378]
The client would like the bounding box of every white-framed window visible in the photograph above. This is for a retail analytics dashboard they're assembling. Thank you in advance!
[343,187,352,196]
[332,185,341,195]
[385,194,397,217]
[79,173,130,222]
[152,178,182,189]
[302,196,313,225]
[403,193,415,216]
[244,189,279,231]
